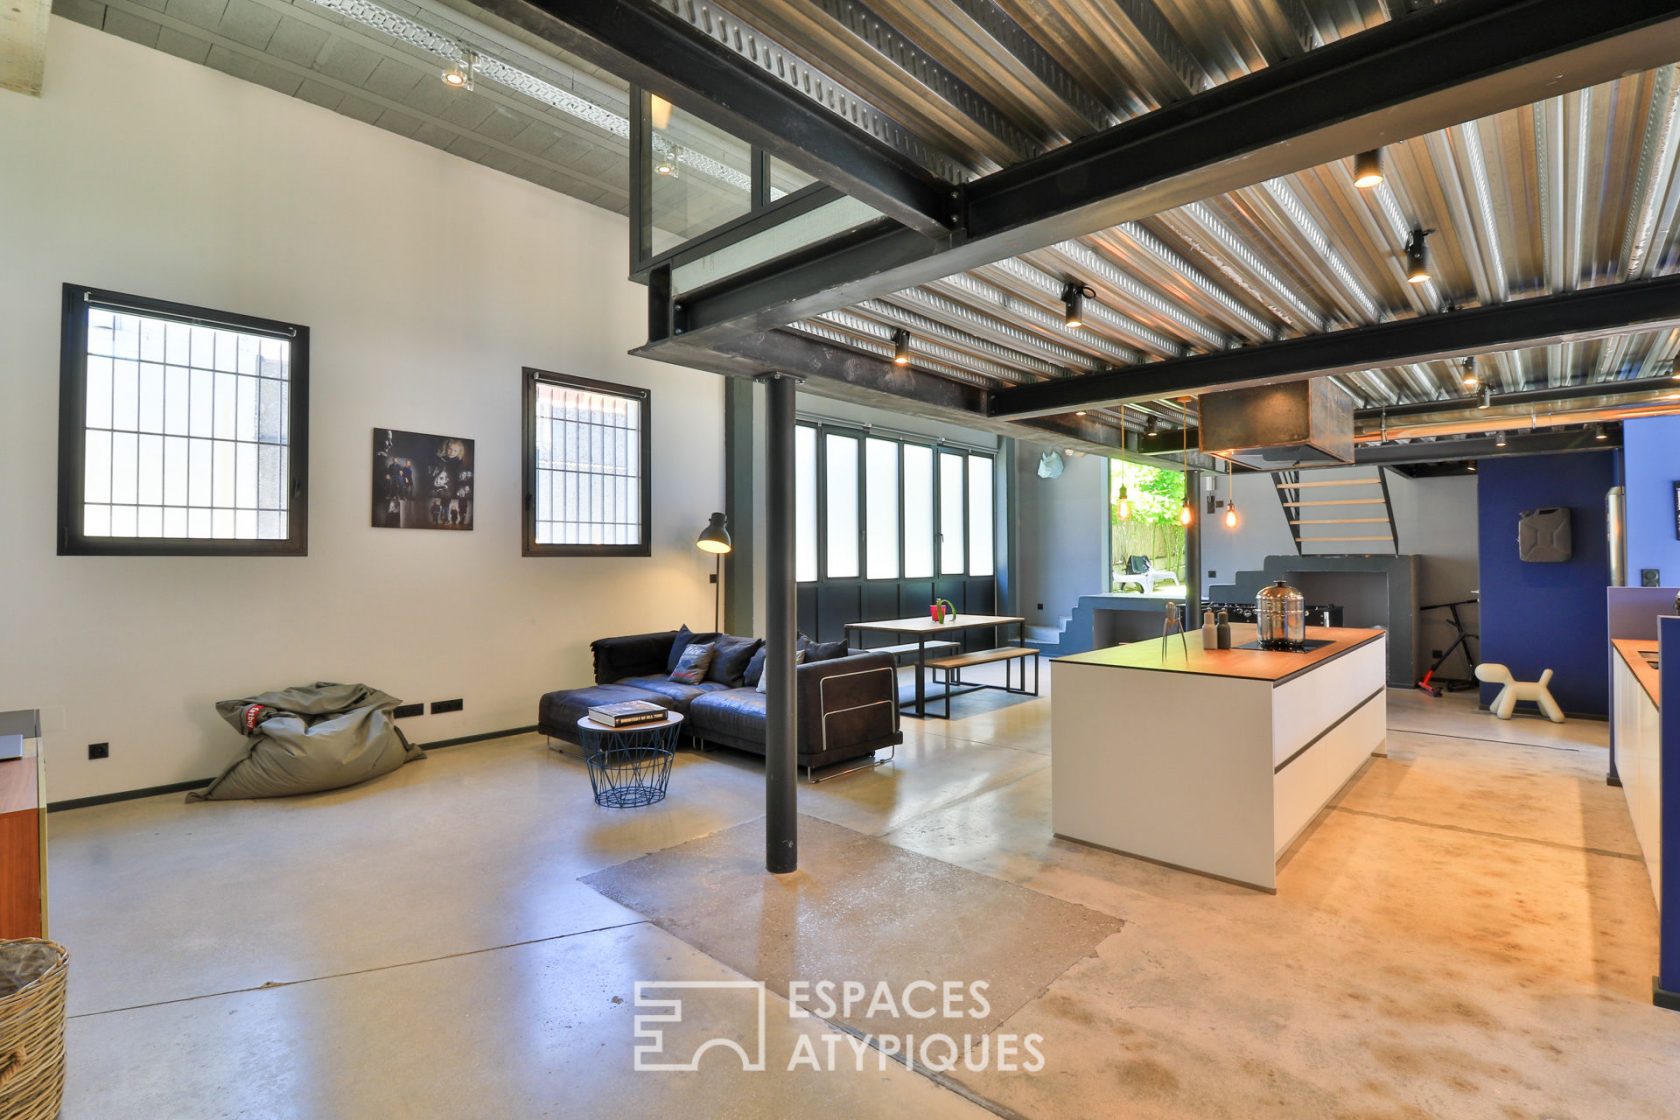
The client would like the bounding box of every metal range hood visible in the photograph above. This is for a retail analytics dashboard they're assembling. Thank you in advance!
[1198,379,1354,469]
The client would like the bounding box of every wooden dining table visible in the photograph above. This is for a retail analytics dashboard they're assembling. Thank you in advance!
[843,613,1028,718]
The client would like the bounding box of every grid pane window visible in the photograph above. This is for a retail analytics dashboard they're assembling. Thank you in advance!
[938,451,966,575]
[967,455,994,577]
[795,425,818,582]
[824,434,861,579]
[60,286,306,556]
[865,437,900,579]
[528,374,648,553]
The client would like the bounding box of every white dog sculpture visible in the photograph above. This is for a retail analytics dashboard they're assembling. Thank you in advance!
[1474,663,1565,723]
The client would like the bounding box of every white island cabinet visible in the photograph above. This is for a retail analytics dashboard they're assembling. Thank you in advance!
[1051,624,1388,891]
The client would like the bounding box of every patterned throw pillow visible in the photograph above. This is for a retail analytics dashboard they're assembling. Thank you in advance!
[669,642,716,685]
[756,648,806,692]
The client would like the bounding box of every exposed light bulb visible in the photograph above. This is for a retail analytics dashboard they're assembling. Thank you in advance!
[1224,503,1239,529]
[1116,484,1131,522]
[1179,500,1193,527]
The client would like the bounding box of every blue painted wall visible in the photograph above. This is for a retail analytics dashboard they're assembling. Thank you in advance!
[1623,415,1680,584]
[1476,451,1614,716]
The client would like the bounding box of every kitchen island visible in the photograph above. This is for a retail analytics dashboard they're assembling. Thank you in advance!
[1051,624,1387,891]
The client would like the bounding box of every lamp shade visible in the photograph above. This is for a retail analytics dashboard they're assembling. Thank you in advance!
[696,512,732,554]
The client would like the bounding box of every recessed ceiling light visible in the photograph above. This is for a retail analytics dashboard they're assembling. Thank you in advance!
[1353,148,1384,189]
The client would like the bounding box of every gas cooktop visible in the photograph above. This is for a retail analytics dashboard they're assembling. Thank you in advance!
[1234,638,1337,654]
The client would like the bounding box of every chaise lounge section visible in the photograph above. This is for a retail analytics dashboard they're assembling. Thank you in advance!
[538,628,902,779]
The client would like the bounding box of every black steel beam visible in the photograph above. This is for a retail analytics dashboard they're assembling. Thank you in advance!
[663,0,1680,345]
[990,276,1680,419]
[1354,427,1619,465]
[479,0,953,236]
[1357,374,1680,421]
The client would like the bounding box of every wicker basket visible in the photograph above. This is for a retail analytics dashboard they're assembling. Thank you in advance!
[0,939,69,1120]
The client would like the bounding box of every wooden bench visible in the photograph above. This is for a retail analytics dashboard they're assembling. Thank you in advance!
[869,640,958,665]
[922,646,1040,717]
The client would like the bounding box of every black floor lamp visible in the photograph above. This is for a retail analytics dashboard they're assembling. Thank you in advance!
[696,512,732,631]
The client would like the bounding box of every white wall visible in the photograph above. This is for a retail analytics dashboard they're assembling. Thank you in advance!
[0,21,724,801]
[1201,467,1480,657]
[1014,447,1109,628]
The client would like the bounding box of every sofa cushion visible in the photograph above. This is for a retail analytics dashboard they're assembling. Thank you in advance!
[743,645,768,687]
[757,647,806,692]
[804,639,849,662]
[689,689,766,745]
[665,625,719,673]
[541,682,675,737]
[706,634,762,688]
[619,674,726,714]
[669,642,715,684]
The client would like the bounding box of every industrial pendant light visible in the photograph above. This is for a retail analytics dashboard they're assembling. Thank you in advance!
[891,329,911,366]
[1178,410,1193,526]
[1352,148,1384,189]
[1223,461,1239,529]
[1115,404,1132,522]
[1062,281,1095,329]
[1405,227,1433,285]
[1461,357,1478,389]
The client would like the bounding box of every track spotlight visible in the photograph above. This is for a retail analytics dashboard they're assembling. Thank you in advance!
[1494,430,1507,448]
[1353,148,1384,189]
[1477,384,1492,410]
[1405,228,1432,285]
[891,328,911,366]
[655,147,681,178]
[1075,410,1087,416]
[1144,416,1159,438]
[1671,356,1680,381]
[441,51,474,90]
[1461,357,1477,389]
[1062,282,1095,329]
[1595,423,1608,441]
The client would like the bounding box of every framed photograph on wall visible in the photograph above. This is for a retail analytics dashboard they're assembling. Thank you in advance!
[373,428,474,530]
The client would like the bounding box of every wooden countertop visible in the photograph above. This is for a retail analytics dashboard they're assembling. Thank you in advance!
[1612,639,1661,708]
[1054,624,1386,686]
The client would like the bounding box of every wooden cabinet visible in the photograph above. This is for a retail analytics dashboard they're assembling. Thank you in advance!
[0,737,47,939]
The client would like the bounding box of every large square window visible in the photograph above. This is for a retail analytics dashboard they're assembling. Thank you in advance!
[58,284,308,556]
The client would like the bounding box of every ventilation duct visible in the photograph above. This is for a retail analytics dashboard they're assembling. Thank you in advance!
[1198,379,1354,469]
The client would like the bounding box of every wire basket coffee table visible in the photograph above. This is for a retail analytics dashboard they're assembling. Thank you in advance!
[575,712,681,808]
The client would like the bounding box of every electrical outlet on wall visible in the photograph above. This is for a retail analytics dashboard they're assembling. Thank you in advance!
[431,698,464,715]
[392,703,424,719]
[88,742,109,760]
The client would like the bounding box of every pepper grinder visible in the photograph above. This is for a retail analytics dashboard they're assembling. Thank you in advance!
[1216,609,1232,650]
[1201,609,1217,649]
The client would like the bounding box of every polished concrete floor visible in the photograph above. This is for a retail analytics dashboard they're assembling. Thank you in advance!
[48,668,1677,1118]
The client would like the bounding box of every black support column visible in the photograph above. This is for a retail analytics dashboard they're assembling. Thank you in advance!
[762,372,800,874]
[1185,469,1202,632]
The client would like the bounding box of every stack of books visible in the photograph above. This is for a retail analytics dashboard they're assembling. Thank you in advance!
[586,700,669,728]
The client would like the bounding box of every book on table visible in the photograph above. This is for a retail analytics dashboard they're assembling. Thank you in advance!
[587,700,669,727]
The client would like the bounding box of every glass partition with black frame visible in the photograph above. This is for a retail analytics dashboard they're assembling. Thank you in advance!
[629,86,841,280]
[57,284,309,557]
[792,418,998,648]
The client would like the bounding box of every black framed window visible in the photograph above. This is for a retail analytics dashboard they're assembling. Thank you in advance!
[523,368,651,557]
[793,419,994,584]
[57,284,309,557]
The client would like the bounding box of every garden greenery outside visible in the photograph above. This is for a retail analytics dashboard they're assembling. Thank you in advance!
[1109,458,1188,591]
